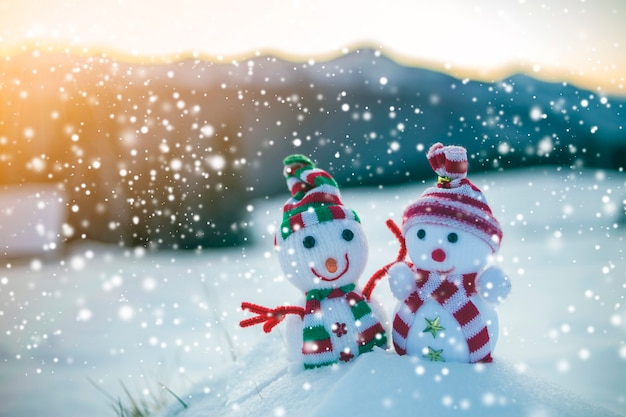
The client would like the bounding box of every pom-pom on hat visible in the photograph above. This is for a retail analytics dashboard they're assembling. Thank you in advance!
[402,143,503,252]
[279,154,360,240]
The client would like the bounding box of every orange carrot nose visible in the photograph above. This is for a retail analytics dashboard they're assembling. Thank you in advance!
[325,257,338,273]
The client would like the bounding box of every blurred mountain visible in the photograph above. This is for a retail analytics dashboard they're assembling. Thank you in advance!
[1,48,624,249]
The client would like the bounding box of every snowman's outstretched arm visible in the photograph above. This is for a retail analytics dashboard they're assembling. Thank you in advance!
[363,218,407,300]
[476,266,511,304]
[240,302,305,333]
[388,262,418,300]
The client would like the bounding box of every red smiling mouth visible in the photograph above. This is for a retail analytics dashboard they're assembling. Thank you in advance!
[311,253,350,281]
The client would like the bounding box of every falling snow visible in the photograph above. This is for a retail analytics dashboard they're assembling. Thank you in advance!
[0,48,625,417]
[0,167,624,417]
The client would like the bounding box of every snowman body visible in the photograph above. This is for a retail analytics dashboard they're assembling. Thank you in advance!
[285,295,363,365]
[389,223,508,363]
[393,274,499,363]
[278,219,387,368]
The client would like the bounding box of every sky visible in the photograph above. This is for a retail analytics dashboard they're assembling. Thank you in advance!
[0,0,624,94]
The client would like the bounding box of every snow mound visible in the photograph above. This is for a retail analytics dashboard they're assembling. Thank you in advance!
[159,333,619,417]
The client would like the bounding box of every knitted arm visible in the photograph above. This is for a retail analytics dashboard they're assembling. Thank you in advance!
[388,262,418,300]
[476,266,511,304]
[362,218,407,300]
[240,302,305,333]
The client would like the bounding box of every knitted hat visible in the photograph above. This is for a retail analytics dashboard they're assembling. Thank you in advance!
[279,154,360,240]
[402,143,503,252]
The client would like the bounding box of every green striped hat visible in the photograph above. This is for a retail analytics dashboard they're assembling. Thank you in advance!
[279,154,360,240]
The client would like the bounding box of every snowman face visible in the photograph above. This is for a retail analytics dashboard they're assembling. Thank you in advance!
[405,223,492,275]
[276,219,368,293]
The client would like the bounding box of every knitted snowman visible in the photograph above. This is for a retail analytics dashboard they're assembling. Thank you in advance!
[388,143,510,363]
[240,154,387,369]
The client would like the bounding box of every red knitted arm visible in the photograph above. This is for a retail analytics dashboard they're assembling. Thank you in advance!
[240,302,305,333]
[362,218,407,300]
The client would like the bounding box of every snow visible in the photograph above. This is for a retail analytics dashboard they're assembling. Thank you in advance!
[162,343,618,417]
[1,167,625,416]
[0,184,66,258]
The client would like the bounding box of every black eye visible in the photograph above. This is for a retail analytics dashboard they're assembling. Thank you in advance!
[342,229,354,242]
[303,235,316,249]
[447,233,458,243]
[417,229,426,240]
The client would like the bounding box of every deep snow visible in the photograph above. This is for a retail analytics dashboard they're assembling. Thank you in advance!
[1,167,625,416]
[157,340,619,417]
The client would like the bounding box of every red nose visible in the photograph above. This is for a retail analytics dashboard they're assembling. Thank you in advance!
[431,248,446,262]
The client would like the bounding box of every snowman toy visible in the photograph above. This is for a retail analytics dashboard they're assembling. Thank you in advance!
[240,154,387,369]
[387,143,510,363]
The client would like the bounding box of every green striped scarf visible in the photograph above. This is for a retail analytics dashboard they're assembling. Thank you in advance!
[302,283,387,369]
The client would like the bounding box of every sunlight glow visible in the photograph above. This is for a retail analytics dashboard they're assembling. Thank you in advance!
[0,0,624,93]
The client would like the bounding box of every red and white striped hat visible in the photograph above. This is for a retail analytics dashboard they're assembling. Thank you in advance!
[402,143,503,252]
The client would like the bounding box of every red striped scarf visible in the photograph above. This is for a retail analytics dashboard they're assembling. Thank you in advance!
[392,269,493,363]
[303,284,387,369]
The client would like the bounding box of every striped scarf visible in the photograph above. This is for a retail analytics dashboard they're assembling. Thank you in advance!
[392,269,493,363]
[303,283,387,369]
